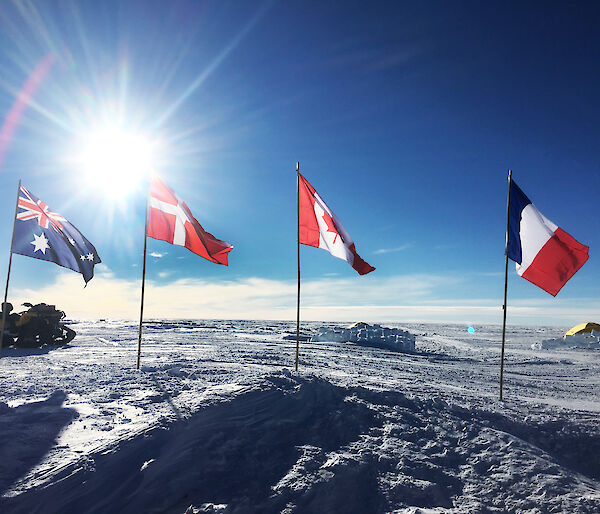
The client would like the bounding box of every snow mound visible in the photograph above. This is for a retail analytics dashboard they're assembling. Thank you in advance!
[311,323,415,353]
[3,373,600,513]
[532,333,600,350]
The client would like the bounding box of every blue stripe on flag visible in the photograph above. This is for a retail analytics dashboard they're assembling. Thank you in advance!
[507,179,532,265]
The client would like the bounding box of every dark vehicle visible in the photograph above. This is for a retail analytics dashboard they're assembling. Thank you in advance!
[1,302,76,348]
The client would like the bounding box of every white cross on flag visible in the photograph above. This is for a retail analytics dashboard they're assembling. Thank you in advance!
[147,175,233,265]
[298,173,374,275]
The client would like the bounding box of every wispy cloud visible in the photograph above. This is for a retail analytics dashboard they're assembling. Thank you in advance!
[327,43,424,75]
[9,269,596,326]
[94,264,114,278]
[150,252,166,258]
[373,244,413,255]
[472,271,505,278]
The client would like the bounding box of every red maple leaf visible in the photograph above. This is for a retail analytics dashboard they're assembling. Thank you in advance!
[322,211,339,244]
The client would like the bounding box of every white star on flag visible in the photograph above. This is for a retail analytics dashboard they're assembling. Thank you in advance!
[14,184,102,284]
[30,233,50,254]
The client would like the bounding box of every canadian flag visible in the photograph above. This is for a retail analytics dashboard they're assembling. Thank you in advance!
[298,173,375,275]
[147,175,233,265]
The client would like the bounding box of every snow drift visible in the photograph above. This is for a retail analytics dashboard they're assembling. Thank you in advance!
[3,373,600,513]
[1,320,599,513]
[532,333,600,350]
[311,322,415,353]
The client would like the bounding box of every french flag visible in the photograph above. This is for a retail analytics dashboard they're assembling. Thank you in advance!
[507,179,588,296]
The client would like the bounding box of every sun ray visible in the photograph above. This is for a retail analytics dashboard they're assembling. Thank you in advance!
[153,1,273,128]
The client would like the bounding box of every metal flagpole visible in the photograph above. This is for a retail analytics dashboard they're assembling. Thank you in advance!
[137,192,150,370]
[295,161,301,371]
[500,169,512,400]
[1,180,22,356]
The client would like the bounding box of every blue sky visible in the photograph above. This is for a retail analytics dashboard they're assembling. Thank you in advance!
[0,1,599,325]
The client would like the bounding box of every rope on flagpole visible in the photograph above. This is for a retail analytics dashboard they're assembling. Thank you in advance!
[296,161,301,372]
[0,180,21,357]
[500,169,512,400]
[137,189,150,370]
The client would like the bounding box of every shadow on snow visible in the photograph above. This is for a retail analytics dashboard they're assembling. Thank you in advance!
[2,374,600,513]
[0,391,77,496]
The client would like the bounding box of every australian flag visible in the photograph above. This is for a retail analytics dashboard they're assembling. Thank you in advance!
[12,185,101,284]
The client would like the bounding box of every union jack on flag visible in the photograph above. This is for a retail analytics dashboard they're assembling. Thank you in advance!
[17,186,66,230]
[12,184,101,283]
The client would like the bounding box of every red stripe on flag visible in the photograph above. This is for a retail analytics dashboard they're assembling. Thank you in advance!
[150,175,177,205]
[183,219,233,266]
[148,206,176,244]
[298,173,320,247]
[349,243,376,275]
[521,227,589,296]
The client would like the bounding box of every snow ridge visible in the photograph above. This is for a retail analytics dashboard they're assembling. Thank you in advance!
[1,320,599,513]
[2,373,600,513]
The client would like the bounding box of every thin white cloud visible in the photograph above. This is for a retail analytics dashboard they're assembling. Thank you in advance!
[149,252,166,258]
[9,270,597,326]
[472,271,505,278]
[373,244,413,255]
[94,263,114,278]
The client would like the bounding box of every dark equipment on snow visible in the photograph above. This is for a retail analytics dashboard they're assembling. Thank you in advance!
[1,302,76,348]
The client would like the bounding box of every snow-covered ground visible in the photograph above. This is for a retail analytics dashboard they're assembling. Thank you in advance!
[1,320,599,513]
[533,333,600,351]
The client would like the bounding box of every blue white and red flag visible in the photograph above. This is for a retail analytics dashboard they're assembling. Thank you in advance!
[507,179,588,296]
[12,185,101,283]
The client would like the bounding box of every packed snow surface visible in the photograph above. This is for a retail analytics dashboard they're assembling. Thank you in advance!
[533,333,600,350]
[311,322,416,353]
[1,320,600,513]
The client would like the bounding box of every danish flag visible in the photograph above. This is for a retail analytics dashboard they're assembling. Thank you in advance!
[298,173,374,275]
[147,175,233,265]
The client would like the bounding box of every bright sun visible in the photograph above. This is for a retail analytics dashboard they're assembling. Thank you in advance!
[74,125,157,196]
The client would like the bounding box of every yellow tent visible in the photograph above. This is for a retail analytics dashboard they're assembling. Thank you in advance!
[564,322,600,337]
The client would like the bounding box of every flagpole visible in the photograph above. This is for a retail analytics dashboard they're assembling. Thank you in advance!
[1,180,22,356]
[500,169,512,400]
[295,161,301,372]
[137,191,149,370]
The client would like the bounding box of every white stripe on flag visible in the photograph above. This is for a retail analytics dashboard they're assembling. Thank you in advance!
[149,196,188,246]
[313,192,353,263]
[516,203,558,276]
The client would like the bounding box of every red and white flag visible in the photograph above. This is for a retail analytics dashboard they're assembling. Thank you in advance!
[147,175,233,265]
[298,173,375,275]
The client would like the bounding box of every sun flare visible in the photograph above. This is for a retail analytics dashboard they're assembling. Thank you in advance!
[73,125,159,196]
